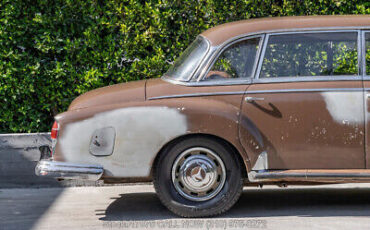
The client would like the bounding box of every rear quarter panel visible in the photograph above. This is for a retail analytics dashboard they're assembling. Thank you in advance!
[53,90,250,178]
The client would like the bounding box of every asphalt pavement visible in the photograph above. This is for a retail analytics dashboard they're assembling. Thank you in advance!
[1,183,370,230]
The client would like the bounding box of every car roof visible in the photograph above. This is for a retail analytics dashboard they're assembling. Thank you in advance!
[201,15,370,46]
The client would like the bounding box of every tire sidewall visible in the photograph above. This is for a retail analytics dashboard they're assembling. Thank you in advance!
[155,137,242,216]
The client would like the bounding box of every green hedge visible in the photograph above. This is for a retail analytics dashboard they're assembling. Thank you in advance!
[0,0,369,133]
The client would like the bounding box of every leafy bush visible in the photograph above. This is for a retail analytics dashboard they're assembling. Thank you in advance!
[0,0,369,133]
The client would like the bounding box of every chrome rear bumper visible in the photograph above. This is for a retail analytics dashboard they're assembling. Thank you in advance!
[35,160,104,181]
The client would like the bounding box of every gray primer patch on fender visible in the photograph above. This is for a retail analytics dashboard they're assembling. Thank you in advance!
[59,107,187,177]
[321,92,363,124]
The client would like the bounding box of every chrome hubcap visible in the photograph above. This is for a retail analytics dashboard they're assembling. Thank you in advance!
[172,147,226,201]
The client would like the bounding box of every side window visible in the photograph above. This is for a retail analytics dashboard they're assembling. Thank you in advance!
[260,32,358,78]
[366,33,370,76]
[203,37,260,81]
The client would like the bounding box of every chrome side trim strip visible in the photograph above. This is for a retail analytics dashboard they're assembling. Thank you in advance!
[162,78,252,86]
[252,76,362,84]
[149,88,363,100]
[246,88,363,94]
[248,170,370,182]
[148,91,246,100]
[163,76,362,86]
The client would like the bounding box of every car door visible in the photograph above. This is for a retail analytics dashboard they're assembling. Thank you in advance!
[362,31,370,168]
[240,31,365,170]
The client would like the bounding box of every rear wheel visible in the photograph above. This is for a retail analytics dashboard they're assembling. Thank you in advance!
[153,137,243,217]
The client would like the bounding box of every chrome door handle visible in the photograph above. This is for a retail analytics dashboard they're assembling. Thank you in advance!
[245,96,264,102]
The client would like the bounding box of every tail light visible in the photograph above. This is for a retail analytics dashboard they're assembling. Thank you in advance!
[51,121,59,139]
[50,121,59,158]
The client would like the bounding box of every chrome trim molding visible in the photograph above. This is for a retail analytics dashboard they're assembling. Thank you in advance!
[246,88,363,94]
[165,75,363,86]
[192,45,221,83]
[35,160,104,181]
[149,88,363,100]
[191,79,251,86]
[248,170,370,182]
[196,34,265,82]
[161,77,187,85]
[219,26,370,50]
[358,30,363,76]
[148,91,245,100]
[362,30,369,77]
[187,36,213,82]
[164,28,370,87]
[254,33,269,80]
[163,78,252,87]
[253,76,362,84]
[251,151,268,171]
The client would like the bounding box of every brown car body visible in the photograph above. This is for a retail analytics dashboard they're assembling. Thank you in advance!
[37,15,370,186]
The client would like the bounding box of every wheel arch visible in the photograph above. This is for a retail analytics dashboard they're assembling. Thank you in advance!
[150,133,248,178]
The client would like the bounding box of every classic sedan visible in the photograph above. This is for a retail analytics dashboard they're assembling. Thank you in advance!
[36,15,370,217]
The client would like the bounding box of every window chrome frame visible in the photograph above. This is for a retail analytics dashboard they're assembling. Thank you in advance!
[253,30,362,84]
[363,30,370,79]
[162,27,370,87]
[193,34,265,86]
